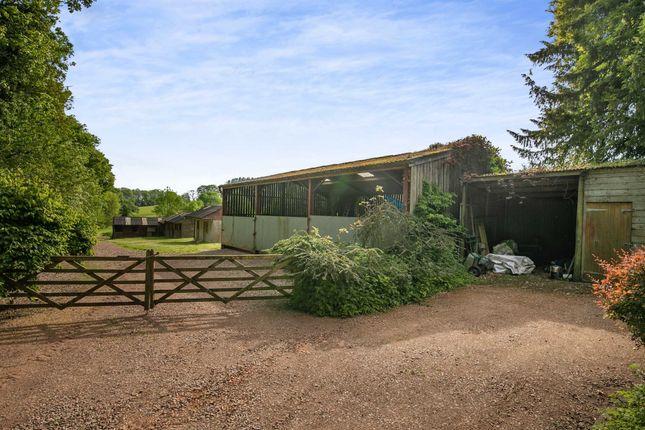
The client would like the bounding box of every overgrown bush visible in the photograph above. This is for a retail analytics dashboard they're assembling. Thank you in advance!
[272,230,405,317]
[593,247,645,345]
[413,181,463,235]
[593,384,645,429]
[0,170,71,295]
[67,213,97,255]
[0,170,95,296]
[593,365,645,430]
[272,188,470,317]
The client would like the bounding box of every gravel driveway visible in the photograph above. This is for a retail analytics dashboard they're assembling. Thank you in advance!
[0,242,643,430]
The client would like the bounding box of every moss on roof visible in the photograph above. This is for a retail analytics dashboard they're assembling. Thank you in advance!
[467,158,645,182]
[221,145,454,188]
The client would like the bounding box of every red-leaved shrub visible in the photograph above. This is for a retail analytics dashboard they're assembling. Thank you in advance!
[593,247,645,345]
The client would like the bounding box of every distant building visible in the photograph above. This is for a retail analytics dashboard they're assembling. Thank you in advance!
[112,217,163,238]
[186,205,222,243]
[163,213,194,238]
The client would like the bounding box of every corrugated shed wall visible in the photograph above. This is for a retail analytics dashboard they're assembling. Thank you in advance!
[584,166,645,245]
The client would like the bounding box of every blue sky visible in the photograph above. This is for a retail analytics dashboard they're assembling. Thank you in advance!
[60,0,552,192]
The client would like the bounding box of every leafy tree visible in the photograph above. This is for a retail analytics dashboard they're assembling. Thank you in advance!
[154,189,186,217]
[0,0,112,221]
[67,212,96,255]
[183,198,204,213]
[196,184,219,195]
[86,143,115,192]
[99,191,120,226]
[119,196,138,216]
[510,0,645,165]
[195,184,222,206]
[197,190,222,206]
[485,142,510,174]
[181,190,197,201]
[118,187,163,206]
[444,135,509,174]
[153,188,202,217]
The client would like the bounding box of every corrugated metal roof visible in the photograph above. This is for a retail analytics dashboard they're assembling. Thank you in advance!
[113,217,162,226]
[466,159,645,183]
[221,144,454,188]
[163,213,188,223]
[186,205,222,219]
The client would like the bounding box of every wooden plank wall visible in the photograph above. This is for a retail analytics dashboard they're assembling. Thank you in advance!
[584,166,645,246]
[409,155,461,216]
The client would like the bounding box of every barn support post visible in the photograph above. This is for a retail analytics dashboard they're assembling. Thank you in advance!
[460,182,467,229]
[573,173,586,281]
[144,249,155,310]
[402,167,411,213]
[306,179,313,232]
[253,185,260,252]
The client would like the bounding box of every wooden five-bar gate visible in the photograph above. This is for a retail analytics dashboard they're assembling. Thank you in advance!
[0,251,293,310]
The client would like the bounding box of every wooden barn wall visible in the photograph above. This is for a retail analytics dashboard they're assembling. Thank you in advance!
[410,156,462,216]
[584,167,645,246]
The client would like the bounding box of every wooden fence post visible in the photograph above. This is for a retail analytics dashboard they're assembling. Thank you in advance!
[144,249,155,310]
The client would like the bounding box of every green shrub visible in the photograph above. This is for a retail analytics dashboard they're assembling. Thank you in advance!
[593,384,645,429]
[0,170,71,295]
[67,213,97,255]
[413,181,464,235]
[272,230,398,317]
[273,195,470,317]
[0,170,97,295]
[593,247,645,345]
[356,194,470,299]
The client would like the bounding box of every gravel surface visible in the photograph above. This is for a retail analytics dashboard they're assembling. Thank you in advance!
[0,242,643,429]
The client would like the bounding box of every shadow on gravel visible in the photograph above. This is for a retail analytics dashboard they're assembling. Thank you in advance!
[0,312,240,346]
[0,285,617,350]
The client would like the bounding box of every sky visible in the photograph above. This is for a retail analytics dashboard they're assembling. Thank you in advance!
[60,0,552,193]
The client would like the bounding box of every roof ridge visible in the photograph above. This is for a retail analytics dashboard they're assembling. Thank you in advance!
[222,144,454,187]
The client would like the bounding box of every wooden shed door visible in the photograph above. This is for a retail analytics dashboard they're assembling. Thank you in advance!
[582,202,632,277]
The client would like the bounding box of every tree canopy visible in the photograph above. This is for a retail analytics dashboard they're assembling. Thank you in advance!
[0,0,113,279]
[510,0,645,166]
[0,0,113,218]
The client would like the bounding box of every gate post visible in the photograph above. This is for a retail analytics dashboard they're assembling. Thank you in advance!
[144,249,155,310]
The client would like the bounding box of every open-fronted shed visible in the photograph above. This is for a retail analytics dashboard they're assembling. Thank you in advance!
[463,160,645,280]
[163,213,194,239]
[112,216,163,238]
[221,138,493,252]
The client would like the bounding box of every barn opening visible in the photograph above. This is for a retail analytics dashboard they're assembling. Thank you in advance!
[464,173,580,267]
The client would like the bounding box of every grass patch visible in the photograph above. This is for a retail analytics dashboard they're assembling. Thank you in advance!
[109,236,221,254]
[133,205,157,217]
[97,225,112,239]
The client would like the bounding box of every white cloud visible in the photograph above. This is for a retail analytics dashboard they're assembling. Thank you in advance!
[60,0,550,191]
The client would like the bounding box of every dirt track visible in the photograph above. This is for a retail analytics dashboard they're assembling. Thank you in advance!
[0,242,643,430]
